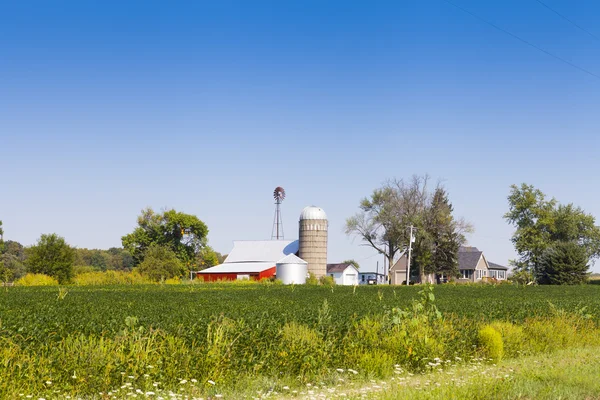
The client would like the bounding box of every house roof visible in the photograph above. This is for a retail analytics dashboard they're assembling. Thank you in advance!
[458,246,483,270]
[198,262,275,274]
[224,240,299,263]
[327,262,357,273]
[488,262,509,271]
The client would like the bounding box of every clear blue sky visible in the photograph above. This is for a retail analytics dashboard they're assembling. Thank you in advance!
[1,0,599,272]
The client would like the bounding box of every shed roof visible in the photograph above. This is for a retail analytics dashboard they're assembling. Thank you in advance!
[224,240,299,263]
[458,246,483,270]
[327,262,358,273]
[198,262,275,274]
[488,262,509,271]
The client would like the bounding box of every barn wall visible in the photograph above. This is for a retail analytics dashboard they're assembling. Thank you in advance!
[196,267,276,282]
[258,267,277,280]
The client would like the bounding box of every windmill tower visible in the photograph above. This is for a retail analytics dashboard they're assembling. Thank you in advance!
[271,187,286,240]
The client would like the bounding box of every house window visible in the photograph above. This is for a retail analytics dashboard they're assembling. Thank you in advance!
[362,275,365,282]
[461,270,473,279]
[499,271,505,279]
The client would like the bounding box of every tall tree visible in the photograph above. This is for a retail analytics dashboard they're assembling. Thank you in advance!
[505,183,600,282]
[0,220,4,253]
[137,244,185,282]
[538,241,589,285]
[122,208,209,267]
[345,177,424,282]
[426,188,466,280]
[25,234,76,284]
[346,176,469,282]
[195,246,220,270]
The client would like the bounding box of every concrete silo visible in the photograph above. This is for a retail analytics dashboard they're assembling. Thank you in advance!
[298,206,328,278]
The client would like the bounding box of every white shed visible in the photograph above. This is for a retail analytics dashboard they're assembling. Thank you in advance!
[326,262,359,286]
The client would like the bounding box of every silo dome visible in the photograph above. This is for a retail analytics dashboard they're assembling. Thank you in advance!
[300,206,327,221]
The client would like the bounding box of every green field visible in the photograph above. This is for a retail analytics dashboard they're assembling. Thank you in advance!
[1,284,600,398]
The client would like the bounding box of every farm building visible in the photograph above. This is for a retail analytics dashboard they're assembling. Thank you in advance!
[196,240,299,281]
[389,246,509,284]
[326,262,359,285]
[195,205,329,283]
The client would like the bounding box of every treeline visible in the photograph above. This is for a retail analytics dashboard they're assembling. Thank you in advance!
[0,238,138,283]
[0,208,225,284]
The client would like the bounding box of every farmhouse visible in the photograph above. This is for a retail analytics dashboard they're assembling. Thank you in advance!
[389,246,509,284]
[326,262,359,285]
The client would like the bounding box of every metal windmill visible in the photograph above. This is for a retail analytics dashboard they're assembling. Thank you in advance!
[271,186,286,240]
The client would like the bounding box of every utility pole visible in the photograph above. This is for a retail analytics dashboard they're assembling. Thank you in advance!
[406,225,416,285]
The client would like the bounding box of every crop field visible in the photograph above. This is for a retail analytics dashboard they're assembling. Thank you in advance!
[1,284,600,399]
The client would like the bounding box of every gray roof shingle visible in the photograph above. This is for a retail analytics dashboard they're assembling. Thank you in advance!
[458,246,482,270]
[488,262,509,271]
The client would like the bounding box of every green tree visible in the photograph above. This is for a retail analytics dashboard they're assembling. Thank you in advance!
[122,208,209,267]
[196,246,220,270]
[25,234,76,284]
[426,188,466,280]
[538,241,589,285]
[505,184,600,282]
[137,244,185,282]
[343,259,360,269]
[346,176,429,282]
[0,220,4,253]
[346,176,470,283]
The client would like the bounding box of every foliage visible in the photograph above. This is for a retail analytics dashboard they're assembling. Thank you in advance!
[196,246,220,270]
[73,270,153,285]
[346,176,471,282]
[505,183,600,282]
[14,273,59,286]
[306,272,319,285]
[75,247,134,271]
[136,244,186,282]
[318,275,335,286]
[343,259,360,269]
[25,233,76,283]
[1,284,600,398]
[478,325,504,362]
[0,260,12,284]
[538,241,589,285]
[121,208,209,268]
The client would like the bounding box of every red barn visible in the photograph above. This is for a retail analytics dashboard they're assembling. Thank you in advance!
[196,240,299,282]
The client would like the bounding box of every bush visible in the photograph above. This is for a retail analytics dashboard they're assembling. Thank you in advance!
[15,273,59,286]
[478,325,503,362]
[306,272,319,285]
[319,275,335,286]
[488,321,525,358]
[73,270,152,285]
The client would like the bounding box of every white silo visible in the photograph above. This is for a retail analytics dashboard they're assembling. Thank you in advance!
[276,254,308,284]
[298,206,328,278]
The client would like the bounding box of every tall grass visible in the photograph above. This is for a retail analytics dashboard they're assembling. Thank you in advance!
[2,285,600,398]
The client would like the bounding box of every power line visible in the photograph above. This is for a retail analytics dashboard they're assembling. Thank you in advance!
[534,0,599,41]
[441,0,600,80]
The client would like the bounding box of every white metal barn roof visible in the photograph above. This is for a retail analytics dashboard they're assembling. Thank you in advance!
[200,262,276,274]
[224,240,299,263]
